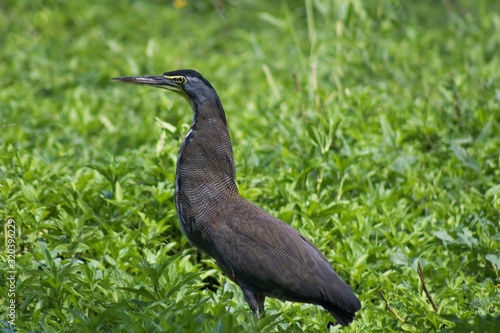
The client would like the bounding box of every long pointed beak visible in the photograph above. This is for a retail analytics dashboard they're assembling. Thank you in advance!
[111,75,176,89]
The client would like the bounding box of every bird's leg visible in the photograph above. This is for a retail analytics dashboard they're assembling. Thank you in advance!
[239,281,265,318]
[257,293,266,317]
[327,321,339,329]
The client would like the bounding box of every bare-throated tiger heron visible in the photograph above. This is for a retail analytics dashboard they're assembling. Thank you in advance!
[112,70,361,326]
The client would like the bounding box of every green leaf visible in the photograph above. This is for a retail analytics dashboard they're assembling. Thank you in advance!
[485,254,500,269]
[433,230,455,243]
[155,117,177,133]
[450,143,468,163]
[476,117,492,143]
[115,181,123,202]
[485,184,500,198]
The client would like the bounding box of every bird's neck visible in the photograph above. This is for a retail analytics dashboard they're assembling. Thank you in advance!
[192,94,228,126]
[175,99,238,202]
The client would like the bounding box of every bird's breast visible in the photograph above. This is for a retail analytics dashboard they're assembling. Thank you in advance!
[173,123,237,248]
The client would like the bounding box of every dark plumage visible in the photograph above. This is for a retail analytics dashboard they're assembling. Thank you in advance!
[112,69,361,326]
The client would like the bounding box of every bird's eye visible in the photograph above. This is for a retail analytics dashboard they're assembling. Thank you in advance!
[174,76,187,84]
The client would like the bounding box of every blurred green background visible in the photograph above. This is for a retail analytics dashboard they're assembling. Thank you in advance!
[1,0,499,332]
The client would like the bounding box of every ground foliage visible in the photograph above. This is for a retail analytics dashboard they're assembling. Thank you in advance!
[1,0,499,332]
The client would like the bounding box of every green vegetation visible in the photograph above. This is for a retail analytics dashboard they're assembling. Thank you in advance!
[1,0,499,332]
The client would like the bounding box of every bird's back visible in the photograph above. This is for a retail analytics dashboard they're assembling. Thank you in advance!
[200,195,361,325]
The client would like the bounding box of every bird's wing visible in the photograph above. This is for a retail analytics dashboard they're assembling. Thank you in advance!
[209,196,359,312]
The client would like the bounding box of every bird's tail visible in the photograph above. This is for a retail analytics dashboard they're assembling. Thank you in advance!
[322,302,358,327]
[321,284,361,326]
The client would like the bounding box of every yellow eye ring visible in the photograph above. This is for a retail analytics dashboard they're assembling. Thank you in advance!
[164,75,187,84]
[174,76,187,84]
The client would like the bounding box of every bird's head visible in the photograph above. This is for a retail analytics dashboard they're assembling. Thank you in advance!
[113,69,227,124]
[112,69,216,106]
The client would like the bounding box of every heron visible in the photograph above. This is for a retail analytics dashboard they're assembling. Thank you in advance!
[112,69,361,326]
